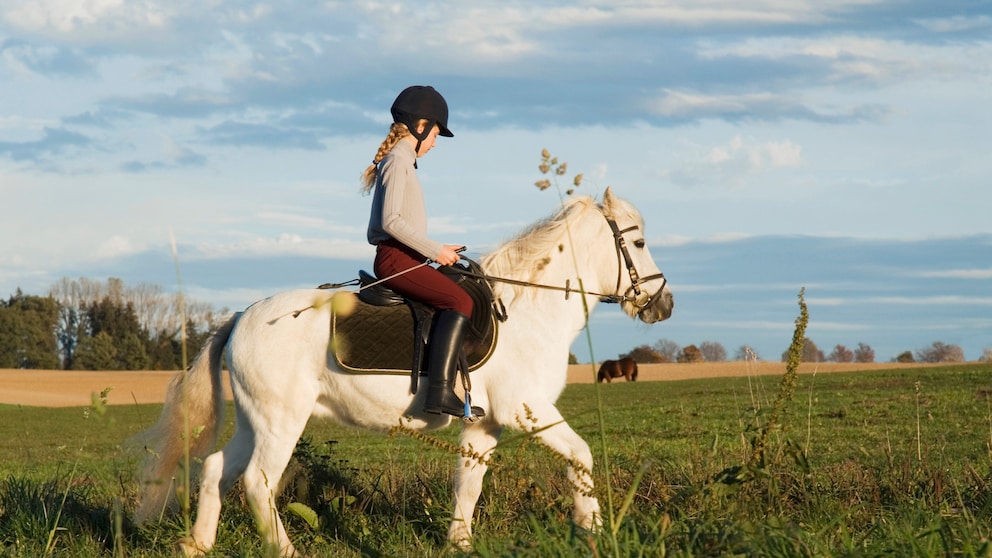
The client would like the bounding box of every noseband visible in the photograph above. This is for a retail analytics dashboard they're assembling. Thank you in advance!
[603,217,667,308]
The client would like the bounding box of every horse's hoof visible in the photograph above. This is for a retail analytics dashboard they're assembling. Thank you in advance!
[449,535,473,552]
[177,537,207,557]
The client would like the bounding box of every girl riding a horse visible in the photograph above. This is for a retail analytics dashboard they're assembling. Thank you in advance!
[361,85,483,419]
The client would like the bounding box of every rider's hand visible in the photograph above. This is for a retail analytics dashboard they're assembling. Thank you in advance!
[435,245,465,266]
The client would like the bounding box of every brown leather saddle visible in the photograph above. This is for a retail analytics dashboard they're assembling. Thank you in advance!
[325,258,502,394]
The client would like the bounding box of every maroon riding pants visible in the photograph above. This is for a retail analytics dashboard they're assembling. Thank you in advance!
[373,239,473,317]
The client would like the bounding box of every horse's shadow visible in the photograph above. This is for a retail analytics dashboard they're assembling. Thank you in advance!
[278,436,451,556]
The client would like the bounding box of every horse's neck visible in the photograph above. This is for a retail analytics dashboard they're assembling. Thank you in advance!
[494,242,611,347]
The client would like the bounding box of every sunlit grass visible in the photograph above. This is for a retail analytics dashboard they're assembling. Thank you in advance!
[2,362,990,556]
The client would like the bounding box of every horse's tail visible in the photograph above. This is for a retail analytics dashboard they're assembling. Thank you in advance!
[133,313,238,524]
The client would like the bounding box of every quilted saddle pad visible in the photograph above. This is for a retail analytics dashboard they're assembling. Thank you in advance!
[330,299,497,375]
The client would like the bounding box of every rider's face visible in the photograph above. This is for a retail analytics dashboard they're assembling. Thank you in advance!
[415,124,440,157]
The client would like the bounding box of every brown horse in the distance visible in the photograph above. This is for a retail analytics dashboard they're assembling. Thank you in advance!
[597,357,638,382]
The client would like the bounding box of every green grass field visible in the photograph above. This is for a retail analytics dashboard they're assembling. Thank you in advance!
[2,364,990,557]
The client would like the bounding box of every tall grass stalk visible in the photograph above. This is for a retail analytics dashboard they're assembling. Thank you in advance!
[42,460,77,557]
[112,498,124,558]
[168,227,193,536]
[536,150,624,555]
[749,287,807,468]
[987,395,992,460]
[915,381,923,462]
[805,370,817,460]
[40,386,116,555]
[739,345,761,460]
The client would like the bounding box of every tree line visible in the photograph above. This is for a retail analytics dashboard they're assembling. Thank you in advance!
[0,278,228,370]
[616,337,986,364]
[4,278,988,370]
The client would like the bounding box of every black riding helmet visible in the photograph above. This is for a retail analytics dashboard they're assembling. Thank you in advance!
[390,86,453,155]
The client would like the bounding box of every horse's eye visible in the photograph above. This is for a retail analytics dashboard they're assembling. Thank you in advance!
[633,239,646,249]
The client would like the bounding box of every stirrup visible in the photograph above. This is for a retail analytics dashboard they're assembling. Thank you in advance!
[462,392,483,423]
[425,390,484,421]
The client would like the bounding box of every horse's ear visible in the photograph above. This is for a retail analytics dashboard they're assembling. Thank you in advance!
[602,186,617,216]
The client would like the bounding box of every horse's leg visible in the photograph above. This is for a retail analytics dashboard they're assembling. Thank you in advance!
[524,403,601,532]
[240,408,312,558]
[449,421,503,549]
[181,427,254,556]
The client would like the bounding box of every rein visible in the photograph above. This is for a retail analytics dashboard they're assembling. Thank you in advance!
[449,266,612,301]
[311,211,667,316]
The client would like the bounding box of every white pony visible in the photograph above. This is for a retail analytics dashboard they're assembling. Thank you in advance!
[135,188,674,557]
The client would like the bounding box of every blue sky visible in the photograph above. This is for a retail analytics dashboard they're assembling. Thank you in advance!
[1,1,990,362]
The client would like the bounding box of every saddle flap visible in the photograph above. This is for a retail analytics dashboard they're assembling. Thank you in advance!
[439,260,496,344]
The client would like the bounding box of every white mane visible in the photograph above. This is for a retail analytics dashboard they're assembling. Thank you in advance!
[479,196,596,290]
[479,192,641,299]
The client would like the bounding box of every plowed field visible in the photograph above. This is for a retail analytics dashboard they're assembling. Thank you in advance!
[1,362,942,408]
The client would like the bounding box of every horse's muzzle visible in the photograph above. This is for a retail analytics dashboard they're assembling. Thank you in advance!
[637,287,673,324]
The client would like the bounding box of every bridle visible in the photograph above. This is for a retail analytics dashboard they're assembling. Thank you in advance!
[604,217,667,309]
[449,211,667,309]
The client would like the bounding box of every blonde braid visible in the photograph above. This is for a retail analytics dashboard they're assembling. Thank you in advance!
[360,123,411,193]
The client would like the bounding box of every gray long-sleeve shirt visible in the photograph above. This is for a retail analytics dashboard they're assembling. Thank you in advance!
[366,141,444,260]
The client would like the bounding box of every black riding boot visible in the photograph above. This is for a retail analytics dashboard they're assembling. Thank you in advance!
[424,311,485,418]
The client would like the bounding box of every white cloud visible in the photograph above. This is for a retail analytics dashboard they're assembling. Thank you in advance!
[696,35,992,84]
[784,292,992,307]
[763,140,802,168]
[806,297,847,307]
[687,320,796,331]
[427,216,470,235]
[187,235,373,261]
[182,285,273,312]
[648,90,778,119]
[883,318,992,332]
[866,296,992,306]
[653,235,694,247]
[252,211,339,232]
[666,134,804,188]
[913,269,992,280]
[163,138,204,165]
[545,2,844,27]
[5,0,171,33]
[915,15,992,33]
[806,321,872,331]
[653,232,752,247]
[95,234,140,259]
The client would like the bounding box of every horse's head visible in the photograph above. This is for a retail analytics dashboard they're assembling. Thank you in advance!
[599,187,674,324]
